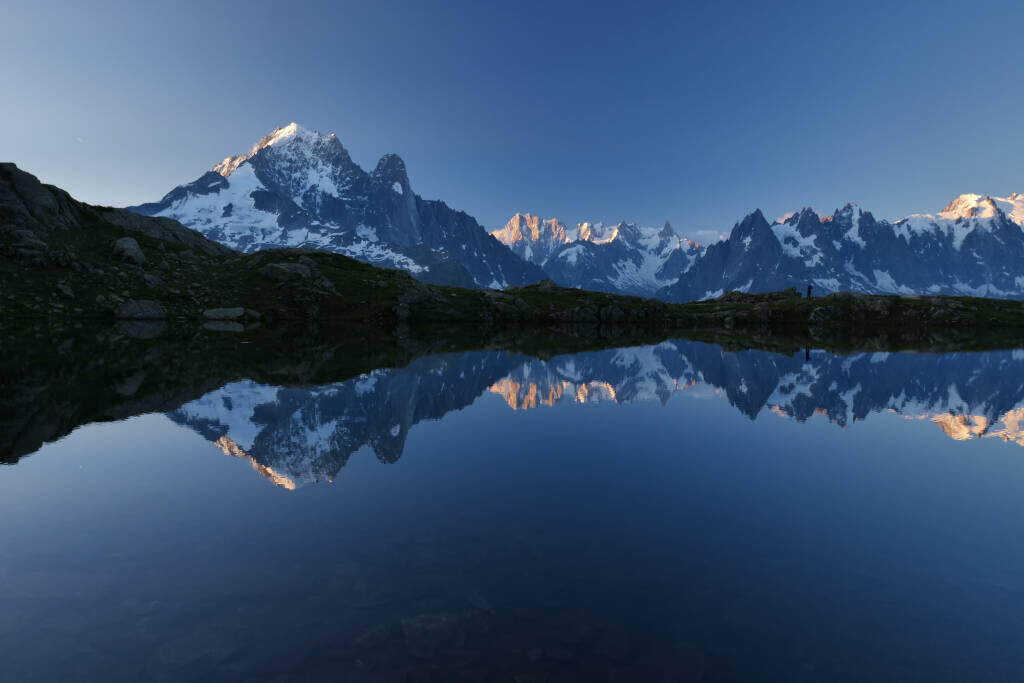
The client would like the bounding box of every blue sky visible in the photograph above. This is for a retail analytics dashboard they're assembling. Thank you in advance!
[3,0,1022,242]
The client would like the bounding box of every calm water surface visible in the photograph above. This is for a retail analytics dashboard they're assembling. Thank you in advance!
[4,340,1024,681]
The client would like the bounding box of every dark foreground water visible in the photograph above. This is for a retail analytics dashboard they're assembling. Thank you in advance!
[5,340,1024,681]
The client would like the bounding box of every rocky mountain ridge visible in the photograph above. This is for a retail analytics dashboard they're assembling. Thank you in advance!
[661,196,1024,302]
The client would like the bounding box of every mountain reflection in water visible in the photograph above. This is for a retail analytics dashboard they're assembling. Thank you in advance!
[8,336,1024,682]
[167,341,1024,489]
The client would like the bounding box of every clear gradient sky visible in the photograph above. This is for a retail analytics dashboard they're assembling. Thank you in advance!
[3,0,1023,242]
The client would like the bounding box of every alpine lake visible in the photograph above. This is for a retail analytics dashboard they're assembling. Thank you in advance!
[4,322,1024,683]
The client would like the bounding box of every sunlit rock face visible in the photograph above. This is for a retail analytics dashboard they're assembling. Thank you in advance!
[128,123,545,289]
[491,216,702,297]
[660,198,1024,302]
[491,213,572,266]
[167,343,1024,488]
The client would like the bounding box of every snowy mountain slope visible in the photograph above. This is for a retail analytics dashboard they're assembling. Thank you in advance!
[492,215,703,296]
[129,123,545,289]
[660,196,1024,302]
[937,193,1024,225]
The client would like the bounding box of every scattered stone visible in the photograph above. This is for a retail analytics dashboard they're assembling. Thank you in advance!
[112,236,146,266]
[245,253,267,270]
[55,282,74,299]
[143,273,164,287]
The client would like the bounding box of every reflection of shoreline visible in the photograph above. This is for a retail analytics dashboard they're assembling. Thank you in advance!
[163,342,1024,489]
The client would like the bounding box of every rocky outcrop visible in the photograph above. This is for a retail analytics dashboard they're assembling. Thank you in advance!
[257,254,337,294]
[101,207,232,256]
[0,162,85,265]
[0,163,231,271]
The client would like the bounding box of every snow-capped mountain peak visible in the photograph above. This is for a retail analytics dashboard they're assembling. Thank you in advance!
[212,122,326,177]
[491,213,572,264]
[939,193,1001,221]
[935,192,1024,226]
[496,213,570,243]
[128,122,546,289]
[578,221,620,244]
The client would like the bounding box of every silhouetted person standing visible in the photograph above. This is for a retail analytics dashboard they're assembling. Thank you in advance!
[806,284,813,298]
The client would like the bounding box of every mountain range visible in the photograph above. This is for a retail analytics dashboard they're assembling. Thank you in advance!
[496,194,1024,301]
[126,121,1024,301]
